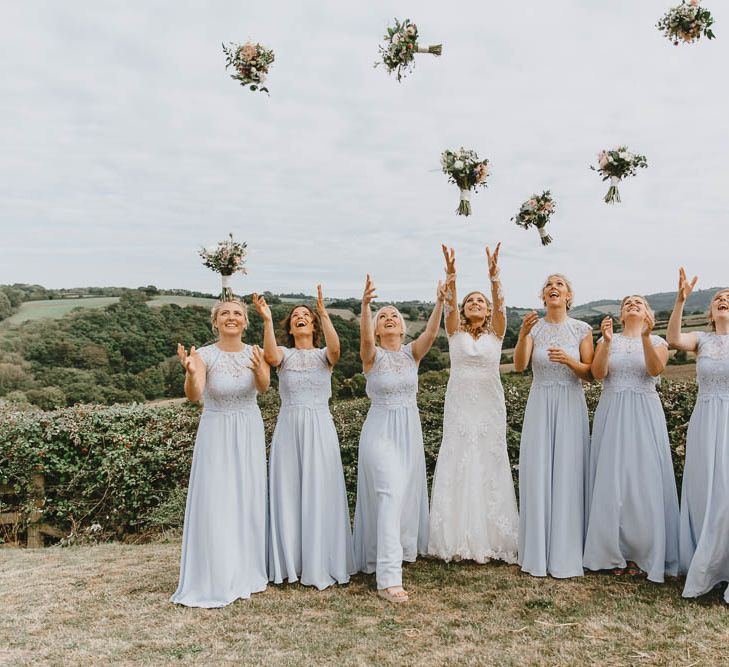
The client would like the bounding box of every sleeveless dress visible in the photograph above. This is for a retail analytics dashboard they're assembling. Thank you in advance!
[518,317,592,578]
[680,332,729,603]
[583,334,679,581]
[428,330,518,563]
[171,344,267,607]
[353,343,429,590]
[268,347,355,589]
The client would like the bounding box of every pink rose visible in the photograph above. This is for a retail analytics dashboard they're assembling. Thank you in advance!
[240,42,258,61]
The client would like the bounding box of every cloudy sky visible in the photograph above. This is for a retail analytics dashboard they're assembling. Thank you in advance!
[1,1,727,307]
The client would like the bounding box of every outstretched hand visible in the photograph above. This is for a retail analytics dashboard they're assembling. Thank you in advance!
[362,274,378,308]
[177,344,202,375]
[316,284,328,318]
[251,293,272,322]
[677,267,698,304]
[441,244,456,276]
[485,242,501,279]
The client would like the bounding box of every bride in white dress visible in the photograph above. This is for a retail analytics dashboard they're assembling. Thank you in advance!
[428,243,519,564]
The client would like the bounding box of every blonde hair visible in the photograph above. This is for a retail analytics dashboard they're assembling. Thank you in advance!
[210,298,249,337]
[619,295,654,327]
[459,291,492,338]
[540,273,574,311]
[372,305,407,342]
[708,288,729,331]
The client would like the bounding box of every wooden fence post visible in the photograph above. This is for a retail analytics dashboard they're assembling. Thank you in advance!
[26,473,45,549]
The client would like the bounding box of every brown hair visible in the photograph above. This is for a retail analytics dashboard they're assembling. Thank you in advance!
[459,291,492,338]
[708,289,729,331]
[210,299,249,338]
[280,304,322,347]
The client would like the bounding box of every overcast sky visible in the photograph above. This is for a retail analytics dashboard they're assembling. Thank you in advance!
[1,1,727,307]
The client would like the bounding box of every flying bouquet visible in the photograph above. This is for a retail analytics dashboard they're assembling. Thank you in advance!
[375,18,442,82]
[657,0,715,45]
[441,148,489,216]
[591,147,648,204]
[222,41,275,93]
[512,191,556,246]
[199,234,248,301]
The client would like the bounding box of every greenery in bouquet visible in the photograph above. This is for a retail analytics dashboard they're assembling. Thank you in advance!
[591,146,648,204]
[657,0,715,45]
[375,18,442,82]
[223,41,275,93]
[441,148,490,216]
[512,191,556,246]
[199,234,248,302]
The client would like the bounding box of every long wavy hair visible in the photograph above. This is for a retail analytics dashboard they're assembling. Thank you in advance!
[280,304,322,347]
[459,291,492,338]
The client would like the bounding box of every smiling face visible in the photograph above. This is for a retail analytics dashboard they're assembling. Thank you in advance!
[289,306,315,337]
[541,274,573,311]
[709,289,729,330]
[620,295,652,326]
[461,291,491,323]
[211,300,248,338]
[374,306,406,341]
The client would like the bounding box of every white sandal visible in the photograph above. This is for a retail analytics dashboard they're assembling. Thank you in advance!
[378,587,409,603]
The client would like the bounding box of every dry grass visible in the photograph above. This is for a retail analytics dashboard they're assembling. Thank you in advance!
[1,541,727,666]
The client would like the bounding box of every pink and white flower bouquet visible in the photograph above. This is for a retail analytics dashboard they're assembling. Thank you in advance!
[375,18,442,82]
[199,234,248,301]
[591,147,648,204]
[657,0,715,45]
[222,41,275,93]
[512,191,556,246]
[441,148,490,217]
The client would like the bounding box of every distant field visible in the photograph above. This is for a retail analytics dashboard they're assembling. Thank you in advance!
[2,296,219,326]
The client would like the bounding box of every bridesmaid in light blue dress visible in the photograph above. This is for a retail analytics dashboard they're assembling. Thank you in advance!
[171,299,270,608]
[353,274,445,603]
[669,271,729,604]
[513,274,593,578]
[584,295,679,582]
[252,287,355,590]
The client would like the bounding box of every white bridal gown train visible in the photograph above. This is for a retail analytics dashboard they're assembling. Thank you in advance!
[428,330,519,563]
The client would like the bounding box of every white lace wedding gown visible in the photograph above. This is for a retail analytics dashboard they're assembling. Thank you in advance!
[428,330,519,563]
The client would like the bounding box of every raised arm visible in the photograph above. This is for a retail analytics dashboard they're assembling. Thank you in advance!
[667,267,699,352]
[360,274,378,372]
[316,284,340,366]
[441,244,459,335]
[177,344,206,402]
[411,280,446,362]
[641,313,668,377]
[252,293,283,367]
[591,316,612,380]
[513,311,538,371]
[486,243,506,338]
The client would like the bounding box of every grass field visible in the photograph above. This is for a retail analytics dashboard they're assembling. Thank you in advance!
[1,540,727,666]
[2,297,121,325]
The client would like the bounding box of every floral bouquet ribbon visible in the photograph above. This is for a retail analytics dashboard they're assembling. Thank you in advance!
[591,147,647,204]
[222,41,275,93]
[441,148,489,216]
[375,18,442,82]
[512,191,556,246]
[199,234,248,301]
[657,0,715,45]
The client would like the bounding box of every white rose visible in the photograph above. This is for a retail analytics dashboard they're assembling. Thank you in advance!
[453,160,464,170]
[392,33,401,44]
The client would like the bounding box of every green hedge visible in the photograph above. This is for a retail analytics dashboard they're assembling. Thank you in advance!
[0,378,697,541]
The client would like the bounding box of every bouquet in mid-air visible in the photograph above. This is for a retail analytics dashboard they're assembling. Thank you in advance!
[657,0,715,45]
[222,41,275,93]
[375,18,442,82]
[199,234,248,301]
[591,147,648,204]
[512,191,556,246]
[441,148,490,217]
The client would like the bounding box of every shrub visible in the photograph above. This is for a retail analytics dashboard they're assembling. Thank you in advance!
[0,379,699,541]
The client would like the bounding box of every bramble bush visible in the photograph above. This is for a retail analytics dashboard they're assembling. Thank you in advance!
[0,378,697,543]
